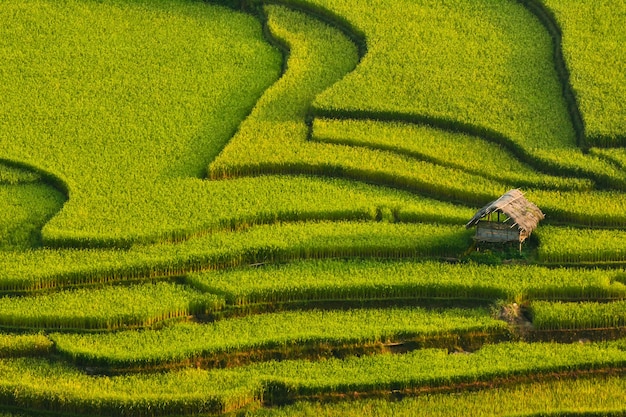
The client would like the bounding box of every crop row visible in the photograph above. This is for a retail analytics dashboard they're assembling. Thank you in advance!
[212,123,508,206]
[0,282,221,331]
[0,221,471,293]
[4,231,626,301]
[50,307,507,370]
[43,175,475,248]
[3,257,625,333]
[236,341,626,402]
[204,6,626,232]
[0,357,254,416]
[188,259,626,306]
[530,300,626,331]
[3,376,626,417]
[0,333,52,358]
[537,226,626,264]
[0,163,40,185]
[4,255,626,334]
[282,0,626,188]
[0,183,64,251]
[529,189,626,228]
[312,118,591,191]
[250,376,626,416]
[3,341,626,415]
[4,236,625,300]
[537,0,626,147]
[0,0,282,248]
[34,171,626,249]
[208,5,510,207]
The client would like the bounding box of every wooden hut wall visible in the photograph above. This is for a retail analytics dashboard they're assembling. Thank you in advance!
[475,221,521,243]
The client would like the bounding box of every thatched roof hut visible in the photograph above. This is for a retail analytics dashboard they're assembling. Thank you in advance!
[466,189,544,245]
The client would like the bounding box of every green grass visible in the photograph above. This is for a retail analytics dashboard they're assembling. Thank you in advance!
[540,0,626,146]
[0,282,222,331]
[249,341,626,400]
[51,307,506,369]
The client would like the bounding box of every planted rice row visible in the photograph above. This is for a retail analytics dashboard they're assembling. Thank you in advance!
[209,6,626,233]
[4,341,626,415]
[530,300,626,330]
[0,0,283,248]
[538,0,626,146]
[0,282,222,331]
[188,259,626,306]
[43,176,474,248]
[312,118,591,191]
[0,222,471,293]
[4,257,625,332]
[537,226,626,264]
[249,376,626,417]
[288,0,626,187]
[51,307,506,369]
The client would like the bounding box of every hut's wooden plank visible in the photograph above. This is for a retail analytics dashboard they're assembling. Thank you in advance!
[475,222,520,243]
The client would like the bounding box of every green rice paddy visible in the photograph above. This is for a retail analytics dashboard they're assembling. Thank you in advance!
[0,0,624,415]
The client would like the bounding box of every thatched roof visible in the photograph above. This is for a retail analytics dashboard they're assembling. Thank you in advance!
[465,189,544,233]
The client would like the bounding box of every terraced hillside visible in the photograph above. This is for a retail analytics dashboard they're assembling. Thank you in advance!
[0,0,625,415]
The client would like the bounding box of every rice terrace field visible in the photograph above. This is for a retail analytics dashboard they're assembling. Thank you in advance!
[1,0,626,415]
